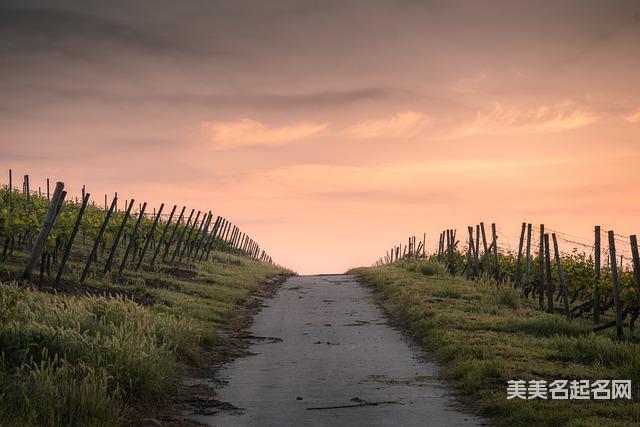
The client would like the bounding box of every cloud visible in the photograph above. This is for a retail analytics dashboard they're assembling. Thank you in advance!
[451,73,488,94]
[201,118,327,150]
[344,110,431,139]
[624,109,640,123]
[443,101,599,139]
[0,5,189,60]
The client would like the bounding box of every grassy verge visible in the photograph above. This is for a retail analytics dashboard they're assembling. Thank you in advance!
[350,260,640,427]
[0,251,287,426]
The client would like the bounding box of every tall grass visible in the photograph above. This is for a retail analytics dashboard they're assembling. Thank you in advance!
[0,282,203,426]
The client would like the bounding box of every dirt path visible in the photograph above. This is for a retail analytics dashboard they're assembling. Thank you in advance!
[186,274,489,426]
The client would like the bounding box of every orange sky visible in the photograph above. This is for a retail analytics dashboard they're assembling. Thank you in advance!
[1,1,640,273]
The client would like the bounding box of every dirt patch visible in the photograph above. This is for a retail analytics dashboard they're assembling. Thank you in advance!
[160,267,198,279]
[123,272,291,427]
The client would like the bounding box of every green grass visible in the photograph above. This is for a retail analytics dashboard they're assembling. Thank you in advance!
[350,260,640,427]
[0,250,287,426]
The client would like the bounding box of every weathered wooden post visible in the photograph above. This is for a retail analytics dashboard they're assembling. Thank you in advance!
[136,203,164,270]
[150,205,177,267]
[491,223,500,281]
[163,206,186,261]
[103,199,134,275]
[80,196,117,283]
[178,210,201,261]
[524,223,532,297]
[607,231,624,339]
[55,193,90,288]
[118,202,147,276]
[538,224,545,309]
[594,226,601,324]
[514,222,526,288]
[23,182,65,280]
[202,216,222,261]
[543,233,554,313]
[480,222,489,274]
[552,233,570,317]
[171,208,195,262]
[630,235,640,306]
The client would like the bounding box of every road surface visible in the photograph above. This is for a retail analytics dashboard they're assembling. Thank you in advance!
[188,274,488,426]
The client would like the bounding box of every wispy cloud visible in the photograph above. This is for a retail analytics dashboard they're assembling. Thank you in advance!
[443,101,599,139]
[344,110,431,139]
[624,109,640,123]
[201,118,327,150]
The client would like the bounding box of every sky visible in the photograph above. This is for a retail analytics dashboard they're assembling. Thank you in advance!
[1,0,640,273]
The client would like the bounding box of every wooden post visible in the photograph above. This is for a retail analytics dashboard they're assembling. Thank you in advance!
[607,231,624,339]
[118,202,147,276]
[468,226,478,278]
[480,222,489,274]
[192,212,212,261]
[23,182,65,280]
[514,222,526,288]
[491,223,499,281]
[46,178,50,200]
[171,208,195,262]
[192,212,211,258]
[630,235,640,306]
[552,233,570,317]
[163,206,186,261]
[150,205,177,267]
[104,199,134,275]
[8,169,12,192]
[543,233,554,313]
[202,216,222,261]
[538,224,545,309]
[594,226,601,324]
[524,223,532,297]
[178,210,201,261]
[136,203,164,270]
[423,232,426,257]
[80,196,117,283]
[55,193,89,288]
[475,225,480,265]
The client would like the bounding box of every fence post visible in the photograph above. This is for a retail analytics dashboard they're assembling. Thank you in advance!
[480,222,489,274]
[543,233,554,313]
[514,222,526,288]
[179,210,202,262]
[150,205,177,267]
[593,226,601,324]
[23,182,65,280]
[607,231,624,339]
[630,235,640,307]
[524,223,532,297]
[172,208,195,262]
[80,196,117,283]
[163,206,186,262]
[537,225,545,309]
[104,199,134,275]
[552,233,570,318]
[136,203,164,270]
[491,223,499,281]
[55,193,90,288]
[118,202,147,276]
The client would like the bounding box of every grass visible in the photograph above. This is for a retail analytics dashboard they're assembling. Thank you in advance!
[0,250,287,426]
[350,259,640,427]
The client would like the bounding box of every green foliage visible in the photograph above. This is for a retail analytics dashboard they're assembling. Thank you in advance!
[352,263,640,427]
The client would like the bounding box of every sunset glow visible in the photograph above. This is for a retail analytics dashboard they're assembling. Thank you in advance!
[2,0,640,273]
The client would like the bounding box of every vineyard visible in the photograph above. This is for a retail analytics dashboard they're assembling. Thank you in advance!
[0,170,274,288]
[0,169,285,426]
[374,222,640,340]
